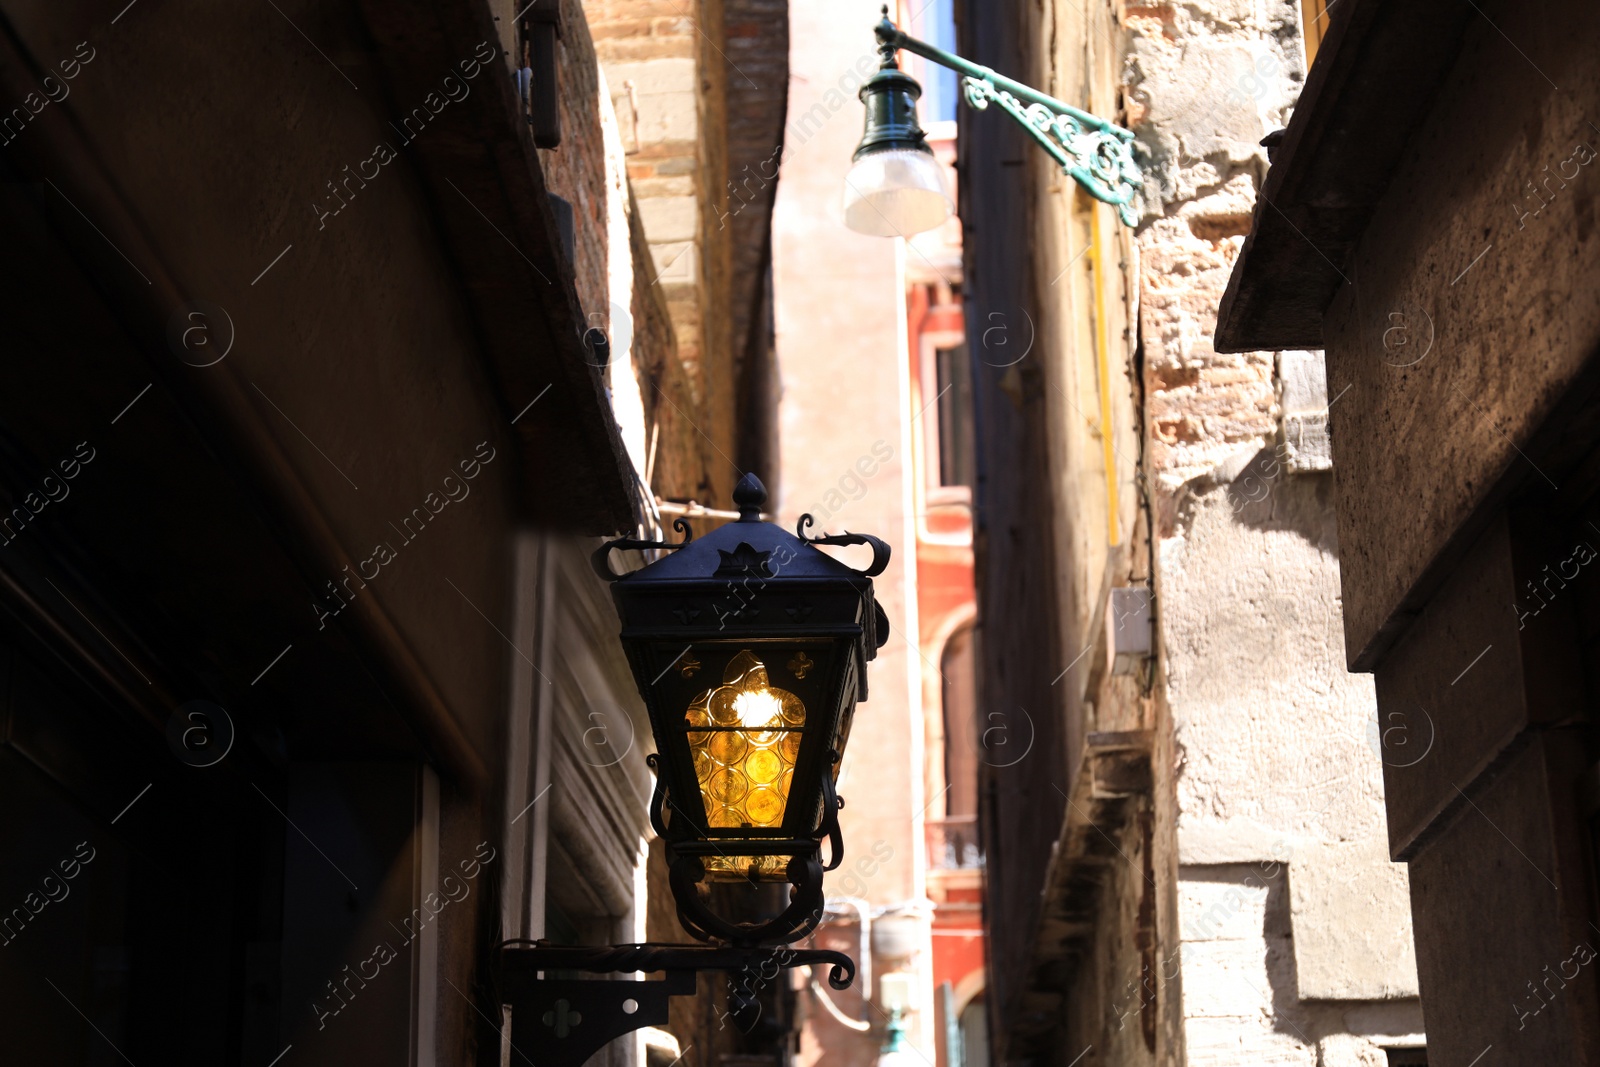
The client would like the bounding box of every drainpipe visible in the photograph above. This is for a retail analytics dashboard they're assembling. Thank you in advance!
[1090,198,1121,548]
[809,898,873,1032]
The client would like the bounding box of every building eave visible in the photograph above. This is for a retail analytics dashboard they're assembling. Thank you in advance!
[358,0,638,534]
[1213,0,1480,354]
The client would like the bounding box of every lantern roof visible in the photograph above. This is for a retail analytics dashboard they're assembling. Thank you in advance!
[593,472,891,679]
[597,473,889,594]
[617,475,872,586]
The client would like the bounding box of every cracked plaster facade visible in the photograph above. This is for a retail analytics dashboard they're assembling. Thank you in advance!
[1133,1,1423,1063]
[964,0,1426,1063]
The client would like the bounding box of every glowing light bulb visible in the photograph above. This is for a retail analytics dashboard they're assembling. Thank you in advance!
[682,651,811,860]
[734,687,783,729]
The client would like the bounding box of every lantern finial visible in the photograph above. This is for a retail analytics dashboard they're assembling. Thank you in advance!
[733,473,767,522]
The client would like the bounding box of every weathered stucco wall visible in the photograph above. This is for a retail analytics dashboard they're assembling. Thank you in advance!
[1317,0,1600,666]
[1130,0,1424,1062]
[961,0,1175,1060]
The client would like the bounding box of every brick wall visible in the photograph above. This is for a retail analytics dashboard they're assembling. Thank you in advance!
[587,1,708,368]
[1140,220,1273,519]
[587,0,741,505]
[536,0,610,320]
[626,182,715,501]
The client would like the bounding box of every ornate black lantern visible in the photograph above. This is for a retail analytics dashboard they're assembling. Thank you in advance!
[593,472,889,945]
[495,474,888,1065]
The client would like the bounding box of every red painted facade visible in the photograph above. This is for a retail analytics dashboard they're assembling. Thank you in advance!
[905,127,987,1067]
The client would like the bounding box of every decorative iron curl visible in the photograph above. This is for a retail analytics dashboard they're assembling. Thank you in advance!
[814,760,844,872]
[795,515,891,577]
[666,850,828,947]
[822,955,855,990]
[962,76,1143,226]
[645,754,670,839]
[591,517,694,581]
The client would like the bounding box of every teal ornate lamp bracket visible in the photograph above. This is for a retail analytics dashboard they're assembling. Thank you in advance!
[959,77,1143,226]
[872,6,1143,226]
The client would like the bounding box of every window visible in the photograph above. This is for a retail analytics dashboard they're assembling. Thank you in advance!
[935,342,975,488]
[959,991,989,1067]
[916,0,960,124]
[926,624,981,869]
[941,624,978,821]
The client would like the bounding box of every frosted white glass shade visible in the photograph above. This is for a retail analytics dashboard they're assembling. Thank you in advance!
[876,1049,922,1067]
[842,146,953,237]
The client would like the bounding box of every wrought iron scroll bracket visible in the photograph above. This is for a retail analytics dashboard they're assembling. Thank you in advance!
[667,849,829,947]
[497,942,856,1067]
[961,76,1143,225]
[795,514,892,577]
[592,518,694,582]
[872,6,1143,225]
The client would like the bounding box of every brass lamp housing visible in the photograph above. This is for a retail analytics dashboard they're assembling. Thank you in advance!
[593,474,889,946]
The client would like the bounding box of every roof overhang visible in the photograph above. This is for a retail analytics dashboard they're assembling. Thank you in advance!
[1214,0,1481,353]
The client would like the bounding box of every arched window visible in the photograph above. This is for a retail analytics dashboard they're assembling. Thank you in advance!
[930,623,980,868]
[959,991,988,1067]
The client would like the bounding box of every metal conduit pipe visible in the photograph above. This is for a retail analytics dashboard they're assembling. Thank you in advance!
[808,897,873,1032]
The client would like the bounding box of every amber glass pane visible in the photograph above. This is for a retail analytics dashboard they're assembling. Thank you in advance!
[684,651,806,843]
[704,853,790,880]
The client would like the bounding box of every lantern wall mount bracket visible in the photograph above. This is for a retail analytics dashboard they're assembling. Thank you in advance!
[872,6,1143,225]
[496,941,856,1067]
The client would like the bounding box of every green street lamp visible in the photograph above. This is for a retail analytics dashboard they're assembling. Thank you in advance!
[875,1008,917,1067]
[843,40,953,237]
[845,5,1145,235]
